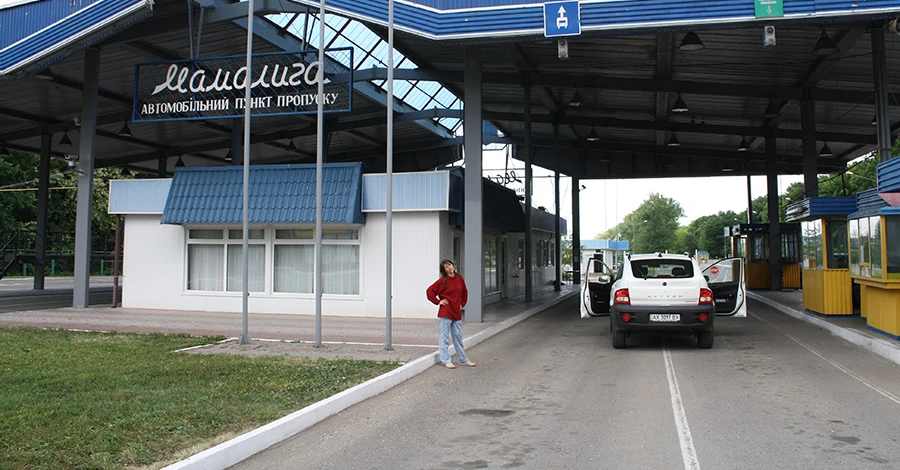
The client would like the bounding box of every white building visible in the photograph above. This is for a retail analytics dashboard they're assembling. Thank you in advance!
[108,163,566,319]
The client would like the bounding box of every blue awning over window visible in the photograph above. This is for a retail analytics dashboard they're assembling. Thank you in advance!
[161,163,363,225]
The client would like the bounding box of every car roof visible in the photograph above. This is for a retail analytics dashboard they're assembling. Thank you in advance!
[628,253,694,261]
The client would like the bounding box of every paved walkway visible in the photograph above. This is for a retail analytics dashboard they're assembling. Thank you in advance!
[0,282,580,363]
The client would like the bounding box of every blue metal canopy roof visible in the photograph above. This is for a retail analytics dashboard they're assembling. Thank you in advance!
[785,196,858,221]
[0,0,153,76]
[286,0,900,40]
[161,163,364,225]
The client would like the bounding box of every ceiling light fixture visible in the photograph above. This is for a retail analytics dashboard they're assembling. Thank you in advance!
[34,68,54,80]
[671,94,689,113]
[175,156,186,167]
[871,115,877,125]
[679,31,704,51]
[58,132,72,146]
[586,128,600,141]
[120,165,132,177]
[568,89,585,107]
[763,98,780,119]
[287,138,297,151]
[812,29,839,56]
[737,136,750,151]
[0,144,10,157]
[722,160,734,172]
[666,133,680,147]
[819,142,833,157]
[225,151,233,161]
[117,122,132,137]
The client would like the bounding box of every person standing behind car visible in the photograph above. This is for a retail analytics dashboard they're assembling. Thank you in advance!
[426,259,476,369]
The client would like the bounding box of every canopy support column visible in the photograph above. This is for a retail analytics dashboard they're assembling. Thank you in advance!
[73,47,100,308]
[572,177,580,285]
[872,27,892,163]
[801,89,818,198]
[766,130,782,292]
[33,131,51,290]
[463,45,483,323]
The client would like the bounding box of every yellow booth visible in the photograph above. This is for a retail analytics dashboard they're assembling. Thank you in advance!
[847,157,900,340]
[785,196,858,315]
[729,223,802,289]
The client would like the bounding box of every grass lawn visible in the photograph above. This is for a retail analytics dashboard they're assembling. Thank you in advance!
[0,326,401,469]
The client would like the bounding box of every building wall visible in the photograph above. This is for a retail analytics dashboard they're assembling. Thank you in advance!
[121,212,561,318]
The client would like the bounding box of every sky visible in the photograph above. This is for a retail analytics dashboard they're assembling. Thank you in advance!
[476,149,803,240]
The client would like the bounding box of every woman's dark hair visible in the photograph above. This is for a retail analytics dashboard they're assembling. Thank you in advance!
[439,259,454,277]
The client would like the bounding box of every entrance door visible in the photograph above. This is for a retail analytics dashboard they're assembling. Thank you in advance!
[702,257,747,317]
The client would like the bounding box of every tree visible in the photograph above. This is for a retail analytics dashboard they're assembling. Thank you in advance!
[628,193,684,253]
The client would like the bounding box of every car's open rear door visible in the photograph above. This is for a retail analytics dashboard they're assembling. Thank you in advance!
[581,259,612,318]
[703,257,747,317]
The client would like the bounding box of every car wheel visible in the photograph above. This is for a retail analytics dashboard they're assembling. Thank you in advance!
[612,330,626,349]
[697,330,713,349]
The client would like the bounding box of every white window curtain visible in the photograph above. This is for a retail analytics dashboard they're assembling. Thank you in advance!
[226,245,265,292]
[188,245,223,291]
[274,245,314,293]
[322,245,359,294]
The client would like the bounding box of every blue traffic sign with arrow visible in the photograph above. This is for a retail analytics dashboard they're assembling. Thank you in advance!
[544,1,581,38]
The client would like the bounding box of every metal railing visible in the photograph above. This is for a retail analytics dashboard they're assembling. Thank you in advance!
[0,230,116,280]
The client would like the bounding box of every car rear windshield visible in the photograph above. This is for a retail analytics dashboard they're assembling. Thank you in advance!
[630,259,694,279]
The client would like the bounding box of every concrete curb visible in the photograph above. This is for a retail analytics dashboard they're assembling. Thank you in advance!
[748,291,900,367]
[163,291,577,470]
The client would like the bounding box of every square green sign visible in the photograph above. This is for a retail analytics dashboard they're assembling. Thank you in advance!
[755,0,783,18]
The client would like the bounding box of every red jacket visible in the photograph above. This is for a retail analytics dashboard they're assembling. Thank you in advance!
[426,274,468,321]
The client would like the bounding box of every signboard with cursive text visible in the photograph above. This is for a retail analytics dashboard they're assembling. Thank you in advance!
[133,49,353,122]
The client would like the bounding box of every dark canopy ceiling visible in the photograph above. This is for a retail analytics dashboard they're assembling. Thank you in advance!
[1,0,899,181]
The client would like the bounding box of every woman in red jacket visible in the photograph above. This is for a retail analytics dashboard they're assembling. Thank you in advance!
[426,259,476,369]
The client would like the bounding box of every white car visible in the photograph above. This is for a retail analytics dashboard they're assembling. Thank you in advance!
[606,253,746,349]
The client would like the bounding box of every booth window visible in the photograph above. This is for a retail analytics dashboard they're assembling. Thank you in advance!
[887,216,900,280]
[750,236,766,262]
[859,218,871,277]
[187,228,265,292]
[870,216,882,279]
[826,220,848,269]
[782,231,800,264]
[801,220,822,269]
[273,228,359,295]
[849,219,860,276]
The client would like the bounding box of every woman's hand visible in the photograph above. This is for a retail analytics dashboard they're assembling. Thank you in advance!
[439,299,449,306]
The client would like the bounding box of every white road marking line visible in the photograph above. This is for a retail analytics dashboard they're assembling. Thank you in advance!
[664,348,701,470]
[753,314,900,406]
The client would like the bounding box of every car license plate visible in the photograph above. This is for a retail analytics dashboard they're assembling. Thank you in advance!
[650,314,680,322]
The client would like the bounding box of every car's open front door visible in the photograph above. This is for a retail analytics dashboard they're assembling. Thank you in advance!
[581,258,613,318]
[703,257,747,317]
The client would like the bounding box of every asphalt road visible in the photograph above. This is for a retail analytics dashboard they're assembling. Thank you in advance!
[234,297,900,470]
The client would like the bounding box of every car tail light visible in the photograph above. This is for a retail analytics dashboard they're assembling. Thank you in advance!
[699,313,709,323]
[614,288,631,305]
[621,313,632,323]
[699,288,713,305]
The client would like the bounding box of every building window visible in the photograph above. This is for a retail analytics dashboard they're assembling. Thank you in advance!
[273,228,359,295]
[483,236,499,294]
[859,218,871,277]
[186,228,265,292]
[517,238,524,269]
